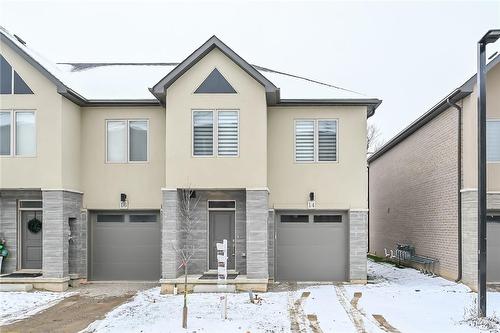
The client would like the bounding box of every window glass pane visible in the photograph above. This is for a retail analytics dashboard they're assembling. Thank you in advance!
[0,55,12,94]
[318,120,337,161]
[129,214,157,223]
[208,201,236,209]
[295,120,314,162]
[218,111,238,156]
[15,112,35,156]
[280,214,309,223]
[107,121,127,162]
[314,215,342,223]
[129,120,148,161]
[0,111,11,155]
[487,214,500,223]
[97,214,124,223]
[20,201,42,209]
[13,71,33,94]
[487,120,500,162]
[193,111,213,156]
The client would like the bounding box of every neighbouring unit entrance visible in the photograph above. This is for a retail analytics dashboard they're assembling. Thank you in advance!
[19,200,43,270]
[208,201,236,271]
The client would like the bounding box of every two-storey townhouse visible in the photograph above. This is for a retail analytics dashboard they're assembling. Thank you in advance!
[0,26,381,292]
[368,54,500,290]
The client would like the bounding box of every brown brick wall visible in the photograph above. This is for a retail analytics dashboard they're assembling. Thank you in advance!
[369,107,460,280]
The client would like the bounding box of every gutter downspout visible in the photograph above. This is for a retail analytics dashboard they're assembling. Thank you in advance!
[447,98,463,282]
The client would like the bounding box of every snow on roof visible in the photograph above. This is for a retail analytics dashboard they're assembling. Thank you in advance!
[1,25,374,102]
[56,62,372,101]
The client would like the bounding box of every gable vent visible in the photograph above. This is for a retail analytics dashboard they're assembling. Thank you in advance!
[195,68,236,94]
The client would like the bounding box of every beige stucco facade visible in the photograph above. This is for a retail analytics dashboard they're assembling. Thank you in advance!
[1,32,375,288]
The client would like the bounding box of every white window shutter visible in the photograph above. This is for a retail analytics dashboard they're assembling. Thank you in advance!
[295,120,315,162]
[218,111,238,156]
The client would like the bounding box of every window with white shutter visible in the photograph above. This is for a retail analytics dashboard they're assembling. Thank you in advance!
[318,120,337,162]
[217,111,239,156]
[295,120,315,162]
[193,111,214,156]
[295,119,337,163]
[487,120,500,162]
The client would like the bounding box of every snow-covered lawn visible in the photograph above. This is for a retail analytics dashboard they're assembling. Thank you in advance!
[81,260,500,333]
[0,290,70,325]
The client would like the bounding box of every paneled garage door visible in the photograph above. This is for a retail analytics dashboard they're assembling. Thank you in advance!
[276,211,348,281]
[90,211,161,281]
[487,212,500,283]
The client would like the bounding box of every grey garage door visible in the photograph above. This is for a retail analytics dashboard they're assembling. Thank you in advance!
[90,211,161,281]
[276,211,347,281]
[487,212,500,282]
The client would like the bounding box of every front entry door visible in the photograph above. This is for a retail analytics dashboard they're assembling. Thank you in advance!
[209,211,235,270]
[21,210,43,269]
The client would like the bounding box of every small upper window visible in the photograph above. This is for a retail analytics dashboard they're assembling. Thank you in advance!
[194,68,236,94]
[129,214,157,223]
[208,201,236,209]
[0,55,33,95]
[97,214,125,223]
[19,201,42,209]
[106,119,148,163]
[487,213,500,224]
[280,215,309,223]
[313,215,342,223]
[487,120,500,162]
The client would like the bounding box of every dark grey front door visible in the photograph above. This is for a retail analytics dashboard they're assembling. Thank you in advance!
[487,215,500,282]
[21,210,43,269]
[209,211,235,270]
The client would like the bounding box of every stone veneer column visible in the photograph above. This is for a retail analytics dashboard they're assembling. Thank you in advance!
[42,190,82,279]
[349,210,368,282]
[162,189,180,279]
[246,190,269,280]
[461,190,478,290]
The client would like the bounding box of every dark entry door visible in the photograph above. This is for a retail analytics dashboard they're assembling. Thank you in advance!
[22,210,43,269]
[209,211,235,270]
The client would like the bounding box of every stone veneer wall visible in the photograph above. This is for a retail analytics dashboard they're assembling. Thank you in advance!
[462,190,500,289]
[42,190,82,278]
[0,190,42,274]
[267,209,275,280]
[349,210,368,281]
[245,190,269,279]
[161,189,180,279]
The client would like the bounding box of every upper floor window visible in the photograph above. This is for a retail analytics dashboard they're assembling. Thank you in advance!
[487,120,500,162]
[0,110,36,156]
[193,110,239,157]
[0,55,33,95]
[295,119,337,163]
[106,119,148,163]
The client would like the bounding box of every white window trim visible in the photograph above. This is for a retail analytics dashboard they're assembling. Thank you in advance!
[192,109,240,158]
[105,119,150,164]
[487,119,500,164]
[294,118,339,164]
[0,109,37,157]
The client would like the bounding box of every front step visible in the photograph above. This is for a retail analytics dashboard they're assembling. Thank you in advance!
[0,283,33,292]
[193,284,236,293]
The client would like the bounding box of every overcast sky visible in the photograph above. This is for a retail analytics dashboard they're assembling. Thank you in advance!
[1,0,499,142]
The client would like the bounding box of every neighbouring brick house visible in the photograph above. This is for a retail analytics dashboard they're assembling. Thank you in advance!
[368,54,500,290]
[0,26,381,292]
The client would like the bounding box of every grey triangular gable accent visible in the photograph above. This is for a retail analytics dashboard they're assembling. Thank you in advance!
[13,71,33,94]
[195,68,236,94]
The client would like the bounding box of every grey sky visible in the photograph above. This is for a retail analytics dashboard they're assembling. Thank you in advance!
[0,0,499,142]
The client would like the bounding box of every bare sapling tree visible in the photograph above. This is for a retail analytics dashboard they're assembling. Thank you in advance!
[173,188,200,329]
[367,123,383,153]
